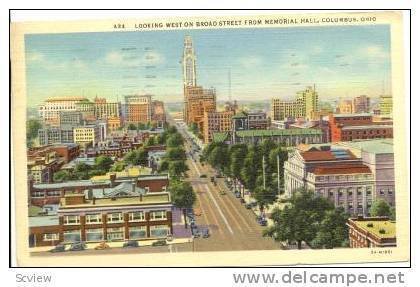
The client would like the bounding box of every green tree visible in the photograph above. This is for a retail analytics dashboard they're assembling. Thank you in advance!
[111,161,126,172]
[253,186,277,213]
[241,146,260,192]
[123,148,148,166]
[311,208,349,249]
[94,155,114,172]
[166,133,184,148]
[170,180,197,228]
[27,119,42,146]
[53,170,71,182]
[263,189,334,249]
[158,159,170,172]
[168,160,189,179]
[166,147,186,161]
[370,199,392,217]
[146,136,156,147]
[127,123,137,130]
[208,145,229,172]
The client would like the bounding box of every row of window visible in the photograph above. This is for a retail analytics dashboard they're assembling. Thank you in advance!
[317,174,372,181]
[63,210,168,225]
[32,191,61,198]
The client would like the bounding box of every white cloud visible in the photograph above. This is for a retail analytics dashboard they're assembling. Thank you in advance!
[104,51,124,65]
[26,51,45,63]
[102,50,165,67]
[362,45,389,59]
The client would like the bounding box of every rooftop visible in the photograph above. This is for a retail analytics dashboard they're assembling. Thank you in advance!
[212,132,229,143]
[236,128,322,138]
[337,139,394,155]
[45,97,87,102]
[312,164,371,175]
[28,215,60,228]
[341,125,393,130]
[332,113,372,118]
[90,166,152,182]
[352,219,396,239]
[60,192,171,209]
[300,149,356,162]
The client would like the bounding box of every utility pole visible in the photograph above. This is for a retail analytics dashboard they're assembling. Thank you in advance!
[277,154,280,195]
[262,155,266,190]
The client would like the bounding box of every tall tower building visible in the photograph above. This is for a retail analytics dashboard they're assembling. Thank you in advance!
[182,35,197,88]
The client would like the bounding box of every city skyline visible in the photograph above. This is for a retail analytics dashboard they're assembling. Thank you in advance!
[25,25,391,107]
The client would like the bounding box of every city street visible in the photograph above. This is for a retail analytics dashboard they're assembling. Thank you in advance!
[173,118,281,252]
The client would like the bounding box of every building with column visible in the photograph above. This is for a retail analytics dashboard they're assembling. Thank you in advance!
[271,85,319,121]
[329,113,393,142]
[124,95,152,124]
[283,139,395,216]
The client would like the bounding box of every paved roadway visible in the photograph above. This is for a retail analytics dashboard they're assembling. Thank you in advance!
[172,118,280,252]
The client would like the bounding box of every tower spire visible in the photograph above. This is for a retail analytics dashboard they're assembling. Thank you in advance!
[182,35,197,88]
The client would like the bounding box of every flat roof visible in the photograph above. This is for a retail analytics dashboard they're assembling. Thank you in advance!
[34,179,106,189]
[341,125,393,130]
[28,215,60,227]
[236,128,322,137]
[353,219,396,239]
[337,139,394,155]
[60,193,171,209]
[333,113,372,118]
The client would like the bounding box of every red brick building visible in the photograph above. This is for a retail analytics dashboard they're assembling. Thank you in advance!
[347,217,396,248]
[329,114,393,142]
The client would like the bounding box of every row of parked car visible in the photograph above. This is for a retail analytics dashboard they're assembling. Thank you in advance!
[186,208,210,239]
[225,179,268,226]
[49,239,169,253]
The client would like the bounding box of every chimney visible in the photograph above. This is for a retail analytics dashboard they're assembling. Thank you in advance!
[92,196,96,205]
[132,181,136,193]
[87,189,93,200]
[139,193,143,202]
[110,173,116,187]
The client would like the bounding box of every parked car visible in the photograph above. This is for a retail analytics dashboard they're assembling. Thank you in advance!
[199,174,207,178]
[123,240,139,248]
[194,208,202,216]
[235,192,241,198]
[69,242,87,251]
[240,198,246,204]
[166,234,174,242]
[245,201,258,209]
[210,176,215,183]
[152,240,167,246]
[94,241,110,250]
[258,217,268,226]
[192,228,201,238]
[219,190,226,195]
[201,228,210,238]
[49,244,66,253]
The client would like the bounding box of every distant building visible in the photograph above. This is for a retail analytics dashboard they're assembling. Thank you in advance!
[329,114,393,142]
[337,99,354,114]
[271,85,319,121]
[379,95,393,117]
[59,111,83,127]
[347,217,396,248]
[107,116,122,132]
[232,110,269,132]
[27,147,63,184]
[151,100,166,127]
[203,110,235,144]
[38,126,74,146]
[353,95,370,113]
[73,124,106,147]
[38,97,87,122]
[213,128,323,146]
[182,35,197,88]
[124,95,152,124]
[183,86,216,131]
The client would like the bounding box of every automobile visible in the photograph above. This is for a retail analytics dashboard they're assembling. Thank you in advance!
[201,228,210,238]
[199,174,207,178]
[152,240,167,246]
[166,234,174,242]
[192,228,201,238]
[258,219,268,226]
[210,176,215,183]
[235,192,241,198]
[190,222,197,229]
[219,190,226,195]
[69,242,87,251]
[240,198,246,204]
[245,201,258,209]
[123,240,139,248]
[49,243,66,253]
[94,241,110,250]
[215,173,223,178]
[194,208,202,216]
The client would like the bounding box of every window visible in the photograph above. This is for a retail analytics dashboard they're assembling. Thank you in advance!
[63,215,80,225]
[388,190,393,195]
[63,230,81,242]
[107,213,123,223]
[150,225,170,237]
[150,210,167,221]
[129,212,145,222]
[43,233,59,241]
[32,191,45,198]
[107,227,124,241]
[129,226,147,239]
[47,191,61,197]
[85,214,102,224]
[85,228,104,242]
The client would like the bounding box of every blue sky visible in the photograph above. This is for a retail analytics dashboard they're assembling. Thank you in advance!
[25,25,391,107]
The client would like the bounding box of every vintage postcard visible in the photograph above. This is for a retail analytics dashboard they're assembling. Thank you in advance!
[10,11,409,267]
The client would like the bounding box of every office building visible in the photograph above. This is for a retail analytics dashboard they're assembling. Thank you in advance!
[124,95,152,124]
[347,217,396,248]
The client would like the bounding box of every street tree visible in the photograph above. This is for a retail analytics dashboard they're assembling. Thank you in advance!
[168,160,189,179]
[170,180,197,228]
[94,155,114,172]
[311,208,349,249]
[53,170,71,182]
[166,133,184,148]
[370,199,392,217]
